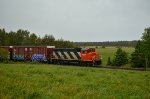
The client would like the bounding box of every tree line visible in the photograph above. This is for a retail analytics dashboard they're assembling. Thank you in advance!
[75,41,138,47]
[0,28,75,48]
[0,28,138,48]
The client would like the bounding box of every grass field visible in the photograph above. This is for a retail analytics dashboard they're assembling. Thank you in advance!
[96,47,135,66]
[0,63,150,98]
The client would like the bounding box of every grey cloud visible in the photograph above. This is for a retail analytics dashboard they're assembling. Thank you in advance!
[0,0,150,41]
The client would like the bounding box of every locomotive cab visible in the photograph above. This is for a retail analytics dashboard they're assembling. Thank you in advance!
[81,48,101,65]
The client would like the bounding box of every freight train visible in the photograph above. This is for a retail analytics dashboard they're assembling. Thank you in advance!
[0,46,102,66]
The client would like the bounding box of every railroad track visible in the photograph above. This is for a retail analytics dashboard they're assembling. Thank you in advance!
[93,65,149,71]
[57,64,149,71]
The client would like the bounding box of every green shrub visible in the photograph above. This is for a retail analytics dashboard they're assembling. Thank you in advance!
[112,48,128,67]
[107,57,112,65]
[101,46,105,48]
[0,48,9,63]
[95,46,98,48]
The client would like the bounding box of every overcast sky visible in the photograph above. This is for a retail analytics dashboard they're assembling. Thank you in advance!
[0,0,150,42]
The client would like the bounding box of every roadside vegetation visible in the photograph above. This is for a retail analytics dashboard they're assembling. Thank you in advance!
[0,48,9,63]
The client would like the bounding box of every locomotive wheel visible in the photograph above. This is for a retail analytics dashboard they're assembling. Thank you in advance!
[95,60,101,65]
[87,62,91,67]
[82,61,87,66]
[92,61,95,66]
[80,61,85,66]
[78,61,82,66]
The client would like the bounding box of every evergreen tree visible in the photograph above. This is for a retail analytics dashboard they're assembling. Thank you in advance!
[0,28,6,45]
[112,48,128,66]
[141,27,150,68]
[130,40,145,67]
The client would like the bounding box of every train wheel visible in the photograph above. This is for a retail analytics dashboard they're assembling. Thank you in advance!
[85,62,89,67]
[95,60,101,65]
[83,62,86,66]
[91,61,94,66]
[78,61,81,66]
[92,61,95,66]
[80,61,84,66]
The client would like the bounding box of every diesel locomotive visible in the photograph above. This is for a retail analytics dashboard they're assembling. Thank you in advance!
[0,46,102,66]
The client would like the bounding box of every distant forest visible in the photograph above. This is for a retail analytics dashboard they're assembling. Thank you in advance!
[74,41,138,47]
[0,28,138,48]
[0,28,75,48]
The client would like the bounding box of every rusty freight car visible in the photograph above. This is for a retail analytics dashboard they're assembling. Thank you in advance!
[0,46,55,62]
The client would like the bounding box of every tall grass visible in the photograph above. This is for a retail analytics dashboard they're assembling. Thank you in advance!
[0,63,150,98]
